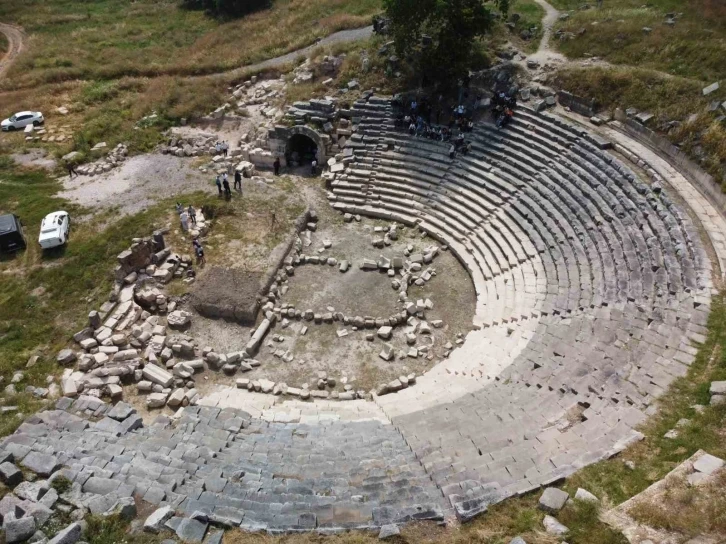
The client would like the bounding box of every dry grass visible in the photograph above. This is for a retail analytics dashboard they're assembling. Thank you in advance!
[550,0,726,83]
[627,471,726,539]
[0,0,381,89]
[0,74,231,158]
[554,66,726,190]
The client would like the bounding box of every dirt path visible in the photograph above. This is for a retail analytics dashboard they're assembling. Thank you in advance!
[524,0,567,66]
[532,0,561,55]
[0,23,24,81]
[519,0,612,73]
[224,25,373,78]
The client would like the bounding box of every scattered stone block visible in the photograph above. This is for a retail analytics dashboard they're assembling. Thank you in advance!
[703,82,720,96]
[574,488,599,503]
[21,452,60,477]
[142,364,174,388]
[175,517,208,543]
[146,392,168,409]
[56,350,76,365]
[693,453,724,475]
[0,461,23,486]
[4,516,36,543]
[144,505,175,533]
[543,515,568,536]
[538,487,569,513]
[379,344,394,361]
[378,524,400,539]
[48,522,82,544]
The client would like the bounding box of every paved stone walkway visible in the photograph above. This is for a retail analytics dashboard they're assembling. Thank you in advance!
[1,397,445,533]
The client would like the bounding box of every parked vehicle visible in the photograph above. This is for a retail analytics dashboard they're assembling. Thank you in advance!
[39,211,70,249]
[1,111,44,131]
[0,214,27,253]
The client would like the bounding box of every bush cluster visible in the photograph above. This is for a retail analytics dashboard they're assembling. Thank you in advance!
[182,0,271,17]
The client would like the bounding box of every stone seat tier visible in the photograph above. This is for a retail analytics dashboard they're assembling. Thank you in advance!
[330,96,712,521]
[342,149,576,315]
[515,109,709,290]
[353,141,587,315]
[1,403,446,532]
[466,122,693,305]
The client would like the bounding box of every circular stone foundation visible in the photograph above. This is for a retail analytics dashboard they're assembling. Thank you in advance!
[186,213,477,393]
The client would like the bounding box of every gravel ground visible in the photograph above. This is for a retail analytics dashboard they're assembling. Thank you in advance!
[59,153,209,217]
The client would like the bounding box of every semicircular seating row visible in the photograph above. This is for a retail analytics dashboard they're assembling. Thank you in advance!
[2,97,718,532]
[328,95,714,520]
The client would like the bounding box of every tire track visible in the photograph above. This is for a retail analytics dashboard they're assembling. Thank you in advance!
[0,22,24,81]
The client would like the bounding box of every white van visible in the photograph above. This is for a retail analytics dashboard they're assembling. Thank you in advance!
[39,211,70,249]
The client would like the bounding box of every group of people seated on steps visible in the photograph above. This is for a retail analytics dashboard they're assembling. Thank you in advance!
[492,91,517,128]
[393,88,517,160]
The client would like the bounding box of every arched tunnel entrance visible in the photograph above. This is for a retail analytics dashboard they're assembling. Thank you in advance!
[286,134,319,167]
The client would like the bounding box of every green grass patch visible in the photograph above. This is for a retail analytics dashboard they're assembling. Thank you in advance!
[0,0,381,89]
[508,0,546,53]
[50,474,72,494]
[0,156,204,436]
[627,470,726,539]
[83,515,164,544]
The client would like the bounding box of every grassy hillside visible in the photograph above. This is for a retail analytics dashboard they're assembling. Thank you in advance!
[549,0,726,82]
[547,0,726,191]
[0,0,380,89]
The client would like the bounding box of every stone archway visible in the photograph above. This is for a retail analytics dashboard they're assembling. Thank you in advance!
[267,124,329,168]
[286,133,319,166]
[286,125,326,165]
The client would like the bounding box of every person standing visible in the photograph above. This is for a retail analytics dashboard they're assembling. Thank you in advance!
[311,158,318,176]
[180,209,189,232]
[215,142,222,156]
[215,175,222,196]
[222,141,228,157]
[222,176,231,199]
[188,205,197,225]
[66,161,78,179]
[273,157,281,176]
[193,239,206,266]
[234,169,242,192]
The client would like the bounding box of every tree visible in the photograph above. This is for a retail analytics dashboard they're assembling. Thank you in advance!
[383,0,508,89]
[182,0,270,18]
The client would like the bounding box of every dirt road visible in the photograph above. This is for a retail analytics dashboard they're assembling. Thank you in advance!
[0,23,24,81]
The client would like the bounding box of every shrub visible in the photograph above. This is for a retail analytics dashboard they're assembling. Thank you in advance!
[181,0,271,17]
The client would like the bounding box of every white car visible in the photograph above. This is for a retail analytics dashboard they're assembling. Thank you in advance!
[39,211,70,249]
[1,111,44,131]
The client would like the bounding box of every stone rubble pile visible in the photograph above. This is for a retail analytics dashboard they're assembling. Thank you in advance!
[62,144,129,176]
[54,230,216,411]
[160,134,218,157]
[290,54,345,86]
[229,76,284,116]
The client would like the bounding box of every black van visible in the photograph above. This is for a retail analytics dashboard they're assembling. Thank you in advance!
[0,214,27,253]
